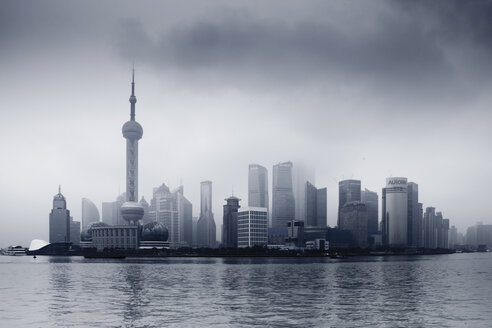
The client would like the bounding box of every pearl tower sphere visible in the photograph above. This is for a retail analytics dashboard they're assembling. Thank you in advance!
[121,70,144,225]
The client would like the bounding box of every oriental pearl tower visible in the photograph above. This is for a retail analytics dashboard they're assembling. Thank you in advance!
[120,69,144,225]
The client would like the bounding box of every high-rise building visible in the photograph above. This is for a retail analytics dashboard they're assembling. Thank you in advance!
[449,225,458,249]
[49,186,71,243]
[179,190,193,247]
[293,162,315,222]
[466,225,478,247]
[435,212,444,248]
[140,196,151,225]
[120,70,144,225]
[223,196,241,248]
[101,193,126,226]
[237,207,268,248]
[477,225,492,248]
[70,217,81,246]
[338,180,361,227]
[81,198,100,231]
[361,188,378,238]
[383,177,408,247]
[339,201,368,248]
[272,161,295,228]
[441,218,450,249]
[148,184,192,247]
[197,181,216,247]
[305,182,327,227]
[407,182,421,247]
[381,187,387,245]
[423,207,437,248]
[248,164,268,209]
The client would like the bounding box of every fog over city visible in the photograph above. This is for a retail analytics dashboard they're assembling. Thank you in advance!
[1,0,491,246]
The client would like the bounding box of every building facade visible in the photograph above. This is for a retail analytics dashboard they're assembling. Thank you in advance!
[384,177,408,247]
[148,183,192,247]
[223,196,241,248]
[248,164,268,210]
[197,181,216,247]
[424,207,437,248]
[305,182,327,227]
[361,188,378,239]
[339,201,368,248]
[338,180,361,227]
[237,207,268,248]
[407,182,421,247]
[272,161,295,228]
[91,225,139,251]
[81,198,100,231]
[293,162,315,222]
[49,186,71,244]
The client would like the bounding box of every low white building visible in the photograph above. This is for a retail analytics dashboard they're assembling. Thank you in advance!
[237,207,268,248]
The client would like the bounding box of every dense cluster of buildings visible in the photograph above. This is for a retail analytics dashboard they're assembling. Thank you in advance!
[42,72,490,253]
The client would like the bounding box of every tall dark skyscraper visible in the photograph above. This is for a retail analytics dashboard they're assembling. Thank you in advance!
[197,181,216,247]
[339,201,368,248]
[361,188,378,239]
[223,196,241,248]
[305,182,327,227]
[120,70,144,225]
[407,182,421,247]
[272,161,295,228]
[338,180,361,227]
[49,186,70,243]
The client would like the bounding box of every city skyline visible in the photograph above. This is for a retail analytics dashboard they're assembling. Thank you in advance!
[2,1,492,246]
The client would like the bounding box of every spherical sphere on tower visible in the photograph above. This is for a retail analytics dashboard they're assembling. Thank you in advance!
[122,120,143,140]
[121,201,144,224]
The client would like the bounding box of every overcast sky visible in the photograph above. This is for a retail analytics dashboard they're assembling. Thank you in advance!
[1,0,491,246]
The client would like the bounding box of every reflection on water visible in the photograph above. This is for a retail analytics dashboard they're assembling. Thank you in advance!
[0,254,491,327]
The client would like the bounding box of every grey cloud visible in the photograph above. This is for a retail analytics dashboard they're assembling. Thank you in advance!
[112,1,492,102]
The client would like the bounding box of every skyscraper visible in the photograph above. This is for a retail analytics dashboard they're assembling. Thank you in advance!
[407,182,421,247]
[81,198,100,231]
[338,180,361,227]
[248,164,268,209]
[339,201,368,248]
[305,182,327,227]
[120,70,144,225]
[101,192,126,226]
[197,181,216,247]
[293,162,315,222]
[384,177,408,247]
[49,186,70,243]
[423,207,436,248]
[272,161,295,228]
[223,196,241,248]
[361,188,378,238]
[148,184,192,247]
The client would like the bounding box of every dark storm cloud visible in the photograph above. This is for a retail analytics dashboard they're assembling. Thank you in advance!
[113,0,492,99]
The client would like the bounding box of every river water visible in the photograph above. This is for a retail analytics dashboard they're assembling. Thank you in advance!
[0,253,491,327]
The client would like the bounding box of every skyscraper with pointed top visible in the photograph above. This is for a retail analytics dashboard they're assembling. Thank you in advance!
[120,70,144,225]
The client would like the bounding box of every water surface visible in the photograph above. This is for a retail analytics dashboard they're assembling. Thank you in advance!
[0,253,491,327]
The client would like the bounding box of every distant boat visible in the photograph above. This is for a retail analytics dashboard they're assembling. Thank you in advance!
[3,245,27,256]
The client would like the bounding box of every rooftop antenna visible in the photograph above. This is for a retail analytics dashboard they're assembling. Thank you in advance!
[232,185,234,196]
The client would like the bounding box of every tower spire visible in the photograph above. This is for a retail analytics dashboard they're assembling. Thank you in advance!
[58,184,61,194]
[129,67,137,121]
